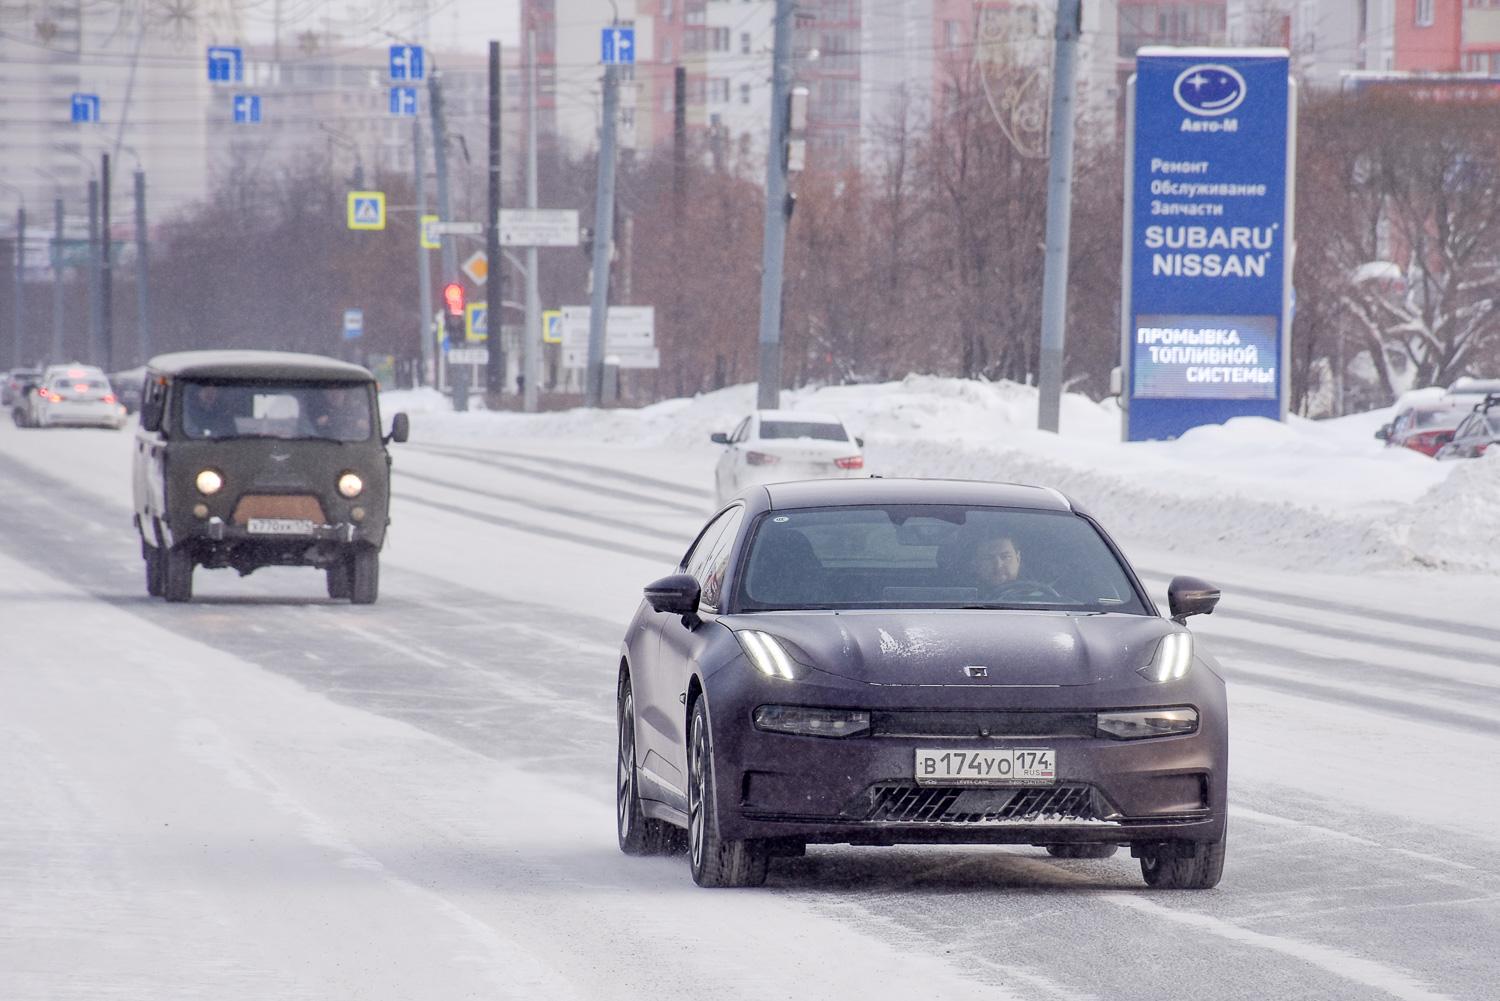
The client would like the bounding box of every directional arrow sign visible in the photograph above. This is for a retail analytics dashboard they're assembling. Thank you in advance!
[232,94,262,124]
[70,93,100,123]
[389,86,418,117]
[389,44,425,82]
[601,27,635,65]
[207,46,244,84]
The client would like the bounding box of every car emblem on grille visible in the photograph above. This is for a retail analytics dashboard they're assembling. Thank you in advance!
[269,453,290,462]
[964,666,988,678]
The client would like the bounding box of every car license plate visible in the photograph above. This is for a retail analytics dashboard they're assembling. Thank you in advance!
[247,518,316,536]
[914,748,1055,787]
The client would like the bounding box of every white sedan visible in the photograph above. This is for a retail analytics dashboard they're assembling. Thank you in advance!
[711,409,865,505]
[28,368,127,429]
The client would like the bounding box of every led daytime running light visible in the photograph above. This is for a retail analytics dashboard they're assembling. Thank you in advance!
[738,629,796,680]
[1140,631,1193,683]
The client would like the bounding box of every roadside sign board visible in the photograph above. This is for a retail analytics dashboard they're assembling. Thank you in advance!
[207,46,244,83]
[499,209,581,247]
[448,347,488,365]
[389,44,425,82]
[342,309,364,341]
[542,309,563,344]
[560,305,657,368]
[70,94,100,123]
[601,27,636,65]
[232,94,262,124]
[419,214,441,249]
[465,302,488,341]
[461,251,489,285]
[431,221,483,236]
[389,86,418,116]
[1121,48,1294,442]
[347,191,386,230]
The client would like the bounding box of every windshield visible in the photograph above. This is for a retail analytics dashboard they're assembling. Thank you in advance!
[177,380,374,442]
[735,504,1149,614]
[1412,409,1461,429]
[759,420,849,441]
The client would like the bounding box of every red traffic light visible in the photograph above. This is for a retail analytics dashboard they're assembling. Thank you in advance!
[442,282,465,316]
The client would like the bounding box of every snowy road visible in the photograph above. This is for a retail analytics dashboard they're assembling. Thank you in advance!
[2,421,1498,1001]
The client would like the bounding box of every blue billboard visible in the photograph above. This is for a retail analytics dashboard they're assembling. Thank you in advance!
[1122,49,1294,441]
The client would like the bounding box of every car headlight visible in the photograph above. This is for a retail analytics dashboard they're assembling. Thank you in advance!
[195,469,224,495]
[1138,631,1193,683]
[753,705,871,738]
[736,629,799,680]
[1096,707,1199,740]
[337,472,364,498]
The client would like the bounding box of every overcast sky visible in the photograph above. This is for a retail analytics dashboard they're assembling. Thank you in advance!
[252,0,523,53]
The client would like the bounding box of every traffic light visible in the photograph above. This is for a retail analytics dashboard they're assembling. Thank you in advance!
[442,282,465,345]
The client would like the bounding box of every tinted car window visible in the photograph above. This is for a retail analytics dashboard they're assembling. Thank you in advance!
[698,508,744,610]
[178,381,373,442]
[759,420,849,442]
[737,505,1147,614]
[683,509,735,583]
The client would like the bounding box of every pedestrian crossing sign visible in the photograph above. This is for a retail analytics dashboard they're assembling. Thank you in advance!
[543,309,563,344]
[347,191,386,231]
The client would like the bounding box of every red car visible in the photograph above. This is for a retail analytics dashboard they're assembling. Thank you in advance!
[1377,404,1466,457]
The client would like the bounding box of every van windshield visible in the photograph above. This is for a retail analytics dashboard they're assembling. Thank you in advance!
[178,381,374,442]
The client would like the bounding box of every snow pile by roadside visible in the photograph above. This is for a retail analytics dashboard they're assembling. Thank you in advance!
[382,377,1495,574]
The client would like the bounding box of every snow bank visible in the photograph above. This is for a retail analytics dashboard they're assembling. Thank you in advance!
[381,377,1497,575]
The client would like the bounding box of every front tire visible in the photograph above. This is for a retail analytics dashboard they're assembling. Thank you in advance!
[617,678,684,856]
[687,697,768,887]
[162,547,194,603]
[349,547,379,604]
[1140,825,1226,889]
[326,557,352,600]
[143,543,164,597]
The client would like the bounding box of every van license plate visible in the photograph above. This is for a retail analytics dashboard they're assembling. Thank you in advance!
[247,518,316,535]
[914,748,1055,787]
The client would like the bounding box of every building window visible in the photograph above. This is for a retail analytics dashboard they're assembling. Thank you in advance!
[711,26,730,51]
[1415,0,1434,26]
[740,82,751,104]
[741,31,751,54]
[709,77,729,102]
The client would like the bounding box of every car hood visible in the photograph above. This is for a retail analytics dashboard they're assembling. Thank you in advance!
[718,610,1175,687]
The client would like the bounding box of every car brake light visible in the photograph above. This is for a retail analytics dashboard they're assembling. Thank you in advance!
[1478,443,1490,456]
[46,391,62,403]
[834,455,864,469]
[745,451,780,466]
[103,393,116,404]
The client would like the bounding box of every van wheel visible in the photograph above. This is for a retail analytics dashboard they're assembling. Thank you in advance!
[162,547,194,603]
[350,548,379,605]
[326,557,352,600]
[144,544,164,597]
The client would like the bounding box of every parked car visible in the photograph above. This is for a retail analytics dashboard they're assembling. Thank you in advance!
[132,350,409,603]
[616,478,1228,889]
[710,410,865,505]
[1375,403,1467,457]
[1435,396,1500,460]
[24,364,127,429]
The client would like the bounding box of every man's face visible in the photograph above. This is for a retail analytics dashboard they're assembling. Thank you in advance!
[976,537,1021,585]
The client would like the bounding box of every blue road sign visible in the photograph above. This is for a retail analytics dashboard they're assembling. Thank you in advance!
[601,27,635,65]
[70,94,100,123]
[389,86,419,117]
[1122,50,1293,442]
[389,44,425,81]
[343,309,364,341]
[232,94,262,124]
[465,303,488,340]
[207,46,244,84]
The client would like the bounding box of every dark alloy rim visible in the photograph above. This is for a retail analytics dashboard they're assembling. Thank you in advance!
[688,711,707,871]
[617,690,635,840]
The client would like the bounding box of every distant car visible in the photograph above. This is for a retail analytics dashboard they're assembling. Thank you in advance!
[1435,397,1500,460]
[108,366,147,414]
[3,367,41,407]
[24,364,126,429]
[1375,403,1466,457]
[711,410,865,505]
[615,478,1228,889]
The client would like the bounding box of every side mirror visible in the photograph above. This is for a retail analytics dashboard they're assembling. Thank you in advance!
[855,436,865,448]
[140,399,163,433]
[386,412,410,444]
[644,572,701,618]
[1167,575,1220,624]
[710,432,730,445]
[1374,423,1392,441]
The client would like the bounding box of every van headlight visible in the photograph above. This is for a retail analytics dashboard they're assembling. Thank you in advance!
[1138,631,1193,683]
[337,472,364,498]
[195,469,224,495]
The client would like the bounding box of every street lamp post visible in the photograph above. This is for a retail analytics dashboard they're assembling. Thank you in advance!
[1,183,26,369]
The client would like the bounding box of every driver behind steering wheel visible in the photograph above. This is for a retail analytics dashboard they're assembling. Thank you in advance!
[974,534,1024,595]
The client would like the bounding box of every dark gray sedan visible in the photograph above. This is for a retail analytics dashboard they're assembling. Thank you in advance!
[615,478,1228,889]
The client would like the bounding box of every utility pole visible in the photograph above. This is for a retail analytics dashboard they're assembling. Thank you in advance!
[585,63,619,407]
[413,118,433,387]
[11,206,24,369]
[755,0,794,410]
[485,39,505,400]
[1037,0,1081,433]
[87,179,101,365]
[673,65,687,208]
[51,197,63,363]
[429,64,465,409]
[101,152,114,371]
[523,27,541,413]
[134,168,150,364]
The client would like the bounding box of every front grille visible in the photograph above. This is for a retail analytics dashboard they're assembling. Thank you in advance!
[861,783,1105,825]
[870,710,1097,739]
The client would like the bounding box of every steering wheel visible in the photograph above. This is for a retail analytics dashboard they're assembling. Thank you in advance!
[990,579,1064,601]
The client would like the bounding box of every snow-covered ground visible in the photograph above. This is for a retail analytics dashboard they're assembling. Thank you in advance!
[2,377,1497,1001]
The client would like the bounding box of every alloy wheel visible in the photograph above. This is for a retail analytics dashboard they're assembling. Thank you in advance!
[688,711,707,872]
[617,690,636,840]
